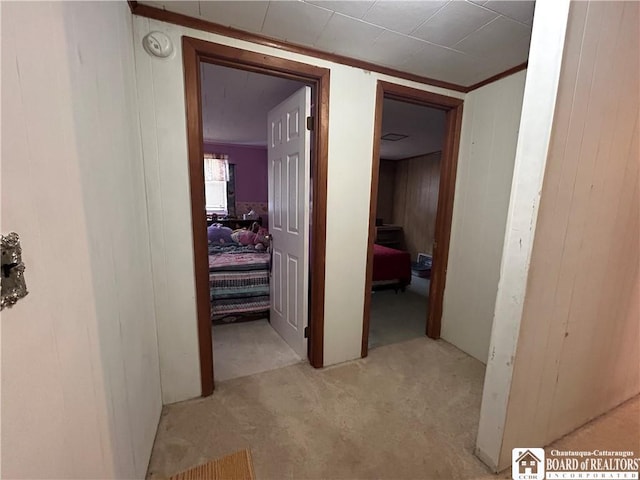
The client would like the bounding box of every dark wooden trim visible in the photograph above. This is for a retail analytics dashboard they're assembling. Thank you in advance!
[361,83,385,358]
[183,37,214,396]
[183,38,328,395]
[129,2,467,93]
[362,81,464,356]
[309,65,330,369]
[127,0,138,13]
[379,81,464,109]
[427,103,463,338]
[466,62,528,92]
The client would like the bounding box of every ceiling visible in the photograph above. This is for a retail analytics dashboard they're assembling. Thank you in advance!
[202,63,445,159]
[381,99,445,159]
[141,0,534,87]
[201,63,305,145]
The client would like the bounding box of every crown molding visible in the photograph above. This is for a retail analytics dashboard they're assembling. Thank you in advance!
[466,62,528,92]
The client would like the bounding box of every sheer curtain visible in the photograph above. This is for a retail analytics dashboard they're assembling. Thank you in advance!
[204,154,229,213]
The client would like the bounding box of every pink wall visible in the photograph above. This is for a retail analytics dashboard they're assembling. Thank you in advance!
[204,142,267,203]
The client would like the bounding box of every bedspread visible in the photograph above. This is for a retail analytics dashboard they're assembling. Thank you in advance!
[209,250,271,319]
[372,244,411,284]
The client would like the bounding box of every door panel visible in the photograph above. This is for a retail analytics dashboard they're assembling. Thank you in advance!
[287,154,300,234]
[268,86,311,358]
[272,249,283,315]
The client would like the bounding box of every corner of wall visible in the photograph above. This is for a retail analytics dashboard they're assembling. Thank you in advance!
[440,68,527,364]
[475,0,572,470]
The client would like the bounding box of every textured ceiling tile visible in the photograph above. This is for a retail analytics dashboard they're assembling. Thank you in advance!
[305,0,375,19]
[483,0,535,25]
[357,30,429,68]
[361,0,448,35]
[138,0,533,87]
[454,15,531,64]
[412,1,499,47]
[399,42,493,85]
[146,1,200,17]
[199,1,269,31]
[261,1,334,46]
[314,13,385,56]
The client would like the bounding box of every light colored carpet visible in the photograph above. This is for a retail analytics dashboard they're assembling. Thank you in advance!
[169,449,255,480]
[407,275,430,297]
[147,336,639,480]
[147,337,491,480]
[213,319,301,382]
[368,289,428,349]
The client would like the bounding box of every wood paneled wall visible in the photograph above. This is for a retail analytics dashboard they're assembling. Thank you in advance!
[376,160,397,224]
[390,152,442,261]
[499,0,639,466]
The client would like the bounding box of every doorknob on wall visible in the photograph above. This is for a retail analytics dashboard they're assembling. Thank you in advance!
[1,232,28,310]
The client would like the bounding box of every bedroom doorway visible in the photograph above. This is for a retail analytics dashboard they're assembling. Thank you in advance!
[361,81,463,357]
[183,38,330,395]
[201,65,310,381]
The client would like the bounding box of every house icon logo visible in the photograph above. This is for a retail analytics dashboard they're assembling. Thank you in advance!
[512,448,545,480]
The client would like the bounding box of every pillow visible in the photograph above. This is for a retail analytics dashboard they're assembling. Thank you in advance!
[207,224,233,244]
[231,228,270,249]
[231,229,257,246]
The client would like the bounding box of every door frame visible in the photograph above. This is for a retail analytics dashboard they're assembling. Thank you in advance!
[182,37,330,395]
[361,81,464,357]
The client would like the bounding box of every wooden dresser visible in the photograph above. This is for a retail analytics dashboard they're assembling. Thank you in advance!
[375,225,404,249]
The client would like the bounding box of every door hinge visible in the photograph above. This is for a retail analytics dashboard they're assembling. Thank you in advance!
[304,326,309,338]
[306,116,314,131]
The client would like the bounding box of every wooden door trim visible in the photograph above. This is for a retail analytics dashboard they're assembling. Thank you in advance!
[183,37,329,396]
[361,81,463,357]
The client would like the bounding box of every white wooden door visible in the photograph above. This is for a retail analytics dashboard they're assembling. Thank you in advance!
[267,86,311,358]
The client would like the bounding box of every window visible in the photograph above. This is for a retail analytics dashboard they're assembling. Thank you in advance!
[204,154,229,214]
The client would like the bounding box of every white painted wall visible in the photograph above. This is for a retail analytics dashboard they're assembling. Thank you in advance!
[475,0,572,470]
[1,2,161,478]
[440,70,526,363]
[131,16,465,403]
[495,1,640,470]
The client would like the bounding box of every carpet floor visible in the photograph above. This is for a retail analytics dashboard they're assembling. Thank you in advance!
[406,275,430,297]
[147,336,640,480]
[368,289,428,349]
[147,337,490,479]
[213,319,301,382]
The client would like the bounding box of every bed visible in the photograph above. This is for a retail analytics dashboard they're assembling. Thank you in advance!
[372,243,412,292]
[208,243,271,322]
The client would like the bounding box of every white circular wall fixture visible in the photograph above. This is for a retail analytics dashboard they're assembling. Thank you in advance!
[142,31,173,58]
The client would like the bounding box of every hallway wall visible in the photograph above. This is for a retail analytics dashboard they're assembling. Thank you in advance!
[1,2,161,478]
[498,0,639,468]
[441,70,527,363]
[131,15,466,403]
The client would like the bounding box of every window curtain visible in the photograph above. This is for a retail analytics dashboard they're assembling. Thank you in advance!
[227,164,236,218]
[204,153,229,182]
